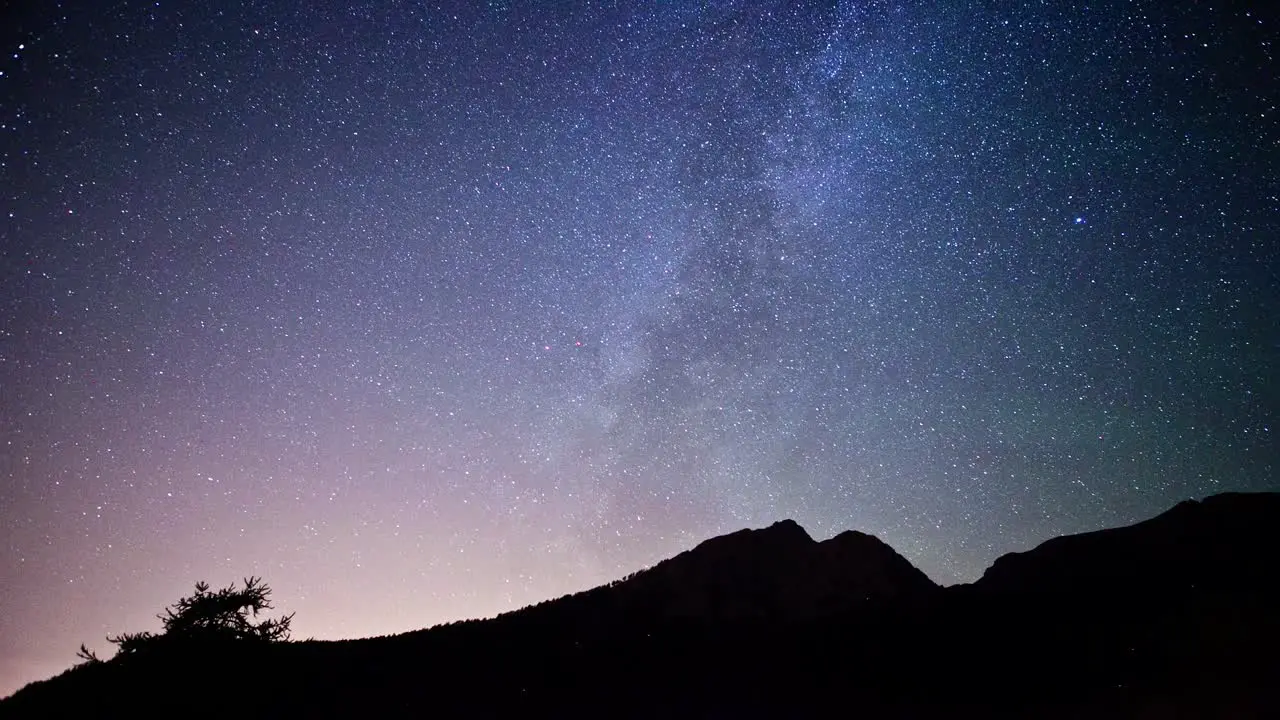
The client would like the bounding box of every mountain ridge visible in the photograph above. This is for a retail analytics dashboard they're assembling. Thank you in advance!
[971,491,1280,596]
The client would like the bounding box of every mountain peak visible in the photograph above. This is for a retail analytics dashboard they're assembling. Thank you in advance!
[607,518,936,622]
[754,518,814,544]
[767,517,807,534]
[674,518,814,564]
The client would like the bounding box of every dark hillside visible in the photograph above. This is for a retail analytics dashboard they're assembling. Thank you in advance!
[3,492,1277,718]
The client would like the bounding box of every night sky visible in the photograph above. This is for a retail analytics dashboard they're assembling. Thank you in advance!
[2,0,1277,697]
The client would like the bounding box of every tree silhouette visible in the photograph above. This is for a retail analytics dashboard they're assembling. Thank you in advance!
[74,643,100,664]
[93,576,293,659]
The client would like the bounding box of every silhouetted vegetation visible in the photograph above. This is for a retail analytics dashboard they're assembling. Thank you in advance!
[95,576,294,659]
[73,644,99,665]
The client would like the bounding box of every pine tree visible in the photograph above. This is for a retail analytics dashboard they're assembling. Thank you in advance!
[90,576,293,659]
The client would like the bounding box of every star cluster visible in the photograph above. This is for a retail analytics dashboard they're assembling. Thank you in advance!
[2,0,1276,697]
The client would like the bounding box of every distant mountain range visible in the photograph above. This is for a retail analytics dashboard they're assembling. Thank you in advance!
[4,492,1277,718]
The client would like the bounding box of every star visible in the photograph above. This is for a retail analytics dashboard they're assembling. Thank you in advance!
[0,0,1274,699]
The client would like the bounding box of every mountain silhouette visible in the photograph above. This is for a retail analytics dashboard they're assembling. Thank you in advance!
[549,519,938,623]
[3,492,1277,718]
[931,492,1280,717]
[973,492,1280,598]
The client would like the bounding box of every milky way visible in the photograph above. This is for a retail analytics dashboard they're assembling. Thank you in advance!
[2,0,1276,696]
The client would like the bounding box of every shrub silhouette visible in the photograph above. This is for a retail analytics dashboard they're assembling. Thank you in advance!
[94,576,293,658]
